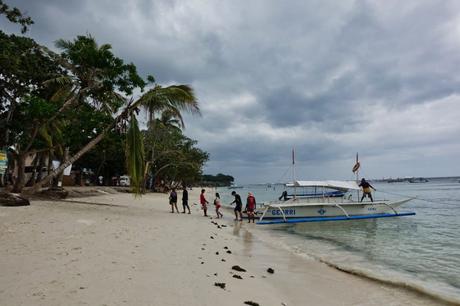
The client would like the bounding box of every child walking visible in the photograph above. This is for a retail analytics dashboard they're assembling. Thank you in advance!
[214,193,223,219]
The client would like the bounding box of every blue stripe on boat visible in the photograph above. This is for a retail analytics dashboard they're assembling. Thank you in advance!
[256,211,416,225]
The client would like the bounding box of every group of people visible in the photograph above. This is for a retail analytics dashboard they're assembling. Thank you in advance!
[168,186,191,214]
[199,189,257,223]
[168,187,257,223]
[168,178,376,221]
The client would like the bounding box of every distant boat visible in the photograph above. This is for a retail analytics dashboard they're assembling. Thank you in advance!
[408,177,429,183]
[386,178,406,183]
[227,184,243,189]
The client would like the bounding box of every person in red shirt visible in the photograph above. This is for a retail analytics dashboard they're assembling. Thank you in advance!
[246,192,257,223]
[200,189,209,217]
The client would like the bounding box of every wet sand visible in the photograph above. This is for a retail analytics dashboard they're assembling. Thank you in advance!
[0,189,449,305]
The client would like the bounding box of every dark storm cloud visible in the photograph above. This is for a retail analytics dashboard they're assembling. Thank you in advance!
[2,0,460,183]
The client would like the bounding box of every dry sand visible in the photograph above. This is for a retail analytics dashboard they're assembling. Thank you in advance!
[0,188,448,306]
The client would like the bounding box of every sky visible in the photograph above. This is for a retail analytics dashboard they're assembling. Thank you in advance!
[2,0,460,184]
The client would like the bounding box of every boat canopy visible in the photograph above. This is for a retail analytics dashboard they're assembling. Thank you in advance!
[286,180,360,191]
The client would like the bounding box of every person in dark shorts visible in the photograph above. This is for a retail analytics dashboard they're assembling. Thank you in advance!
[182,185,190,214]
[246,192,257,223]
[359,178,376,202]
[169,188,179,213]
[230,191,243,221]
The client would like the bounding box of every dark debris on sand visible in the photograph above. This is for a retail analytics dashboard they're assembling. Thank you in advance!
[244,301,260,306]
[214,282,226,289]
[226,250,232,254]
[232,265,246,272]
[232,274,242,279]
[267,268,274,274]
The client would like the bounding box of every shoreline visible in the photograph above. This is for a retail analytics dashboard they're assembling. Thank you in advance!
[0,188,455,305]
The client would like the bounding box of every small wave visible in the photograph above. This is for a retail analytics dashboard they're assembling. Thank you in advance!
[253,226,460,306]
[311,255,460,306]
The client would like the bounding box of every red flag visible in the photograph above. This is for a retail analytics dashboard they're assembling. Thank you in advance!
[352,153,360,173]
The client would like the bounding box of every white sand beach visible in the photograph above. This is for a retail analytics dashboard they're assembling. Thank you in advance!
[0,188,450,306]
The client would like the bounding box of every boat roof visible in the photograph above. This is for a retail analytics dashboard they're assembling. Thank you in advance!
[286,180,360,191]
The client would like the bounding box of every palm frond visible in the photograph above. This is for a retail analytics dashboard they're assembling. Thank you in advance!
[125,114,145,196]
[38,125,53,147]
[43,75,74,87]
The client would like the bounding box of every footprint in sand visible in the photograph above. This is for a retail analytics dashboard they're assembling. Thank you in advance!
[76,219,95,225]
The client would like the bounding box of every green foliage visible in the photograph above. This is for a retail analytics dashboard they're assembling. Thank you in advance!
[7,95,60,150]
[126,114,145,195]
[202,173,235,187]
[0,0,34,33]
[143,120,209,188]
[135,84,200,125]
[61,103,126,178]
[56,35,147,99]
[0,31,62,147]
[1,29,208,194]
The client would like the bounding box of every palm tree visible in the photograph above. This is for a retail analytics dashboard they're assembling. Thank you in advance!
[134,84,201,191]
[135,84,200,125]
[29,36,201,195]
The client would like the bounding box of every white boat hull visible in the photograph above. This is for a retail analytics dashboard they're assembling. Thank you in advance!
[259,198,412,220]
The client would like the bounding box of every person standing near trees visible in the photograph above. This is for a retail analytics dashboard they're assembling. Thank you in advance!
[169,188,179,213]
[182,185,191,214]
[200,189,209,217]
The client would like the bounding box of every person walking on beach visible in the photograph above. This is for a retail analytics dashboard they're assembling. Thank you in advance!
[230,191,243,221]
[214,193,223,219]
[359,178,376,202]
[200,189,209,217]
[182,185,191,214]
[169,188,179,213]
[246,192,257,223]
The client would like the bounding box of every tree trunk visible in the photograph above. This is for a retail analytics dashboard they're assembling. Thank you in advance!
[12,154,26,193]
[31,126,112,192]
[31,103,133,192]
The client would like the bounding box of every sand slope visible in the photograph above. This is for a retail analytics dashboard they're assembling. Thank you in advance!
[0,190,447,306]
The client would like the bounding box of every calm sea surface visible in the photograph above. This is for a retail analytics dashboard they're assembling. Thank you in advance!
[217,178,460,303]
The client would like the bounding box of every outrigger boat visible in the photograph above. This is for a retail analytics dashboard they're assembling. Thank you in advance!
[257,180,415,225]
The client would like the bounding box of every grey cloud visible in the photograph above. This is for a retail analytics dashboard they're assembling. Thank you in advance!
[2,0,460,183]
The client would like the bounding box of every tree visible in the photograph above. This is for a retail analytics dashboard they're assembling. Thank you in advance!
[0,0,34,33]
[29,35,201,194]
[0,31,66,191]
[143,120,209,189]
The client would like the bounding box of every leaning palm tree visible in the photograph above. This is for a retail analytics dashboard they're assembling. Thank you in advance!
[31,35,200,195]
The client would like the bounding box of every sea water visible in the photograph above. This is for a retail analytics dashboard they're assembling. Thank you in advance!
[217,178,460,304]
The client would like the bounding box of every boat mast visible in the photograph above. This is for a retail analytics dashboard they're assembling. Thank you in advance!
[355,153,360,200]
[292,147,296,199]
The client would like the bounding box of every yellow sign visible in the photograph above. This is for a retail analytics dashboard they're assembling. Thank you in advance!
[0,150,7,171]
